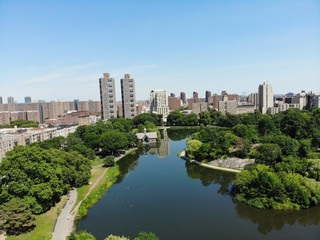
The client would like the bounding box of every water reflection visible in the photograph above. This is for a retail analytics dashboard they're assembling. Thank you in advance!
[158,129,170,158]
[185,161,236,195]
[167,128,198,140]
[116,148,142,184]
[235,202,320,235]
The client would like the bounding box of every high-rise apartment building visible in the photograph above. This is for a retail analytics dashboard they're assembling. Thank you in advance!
[193,91,199,99]
[180,92,186,104]
[150,90,169,122]
[7,97,14,104]
[99,73,116,120]
[205,91,211,103]
[121,74,136,119]
[168,95,181,110]
[258,82,273,114]
[24,96,31,103]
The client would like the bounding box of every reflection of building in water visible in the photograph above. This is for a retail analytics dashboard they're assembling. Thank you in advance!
[157,128,170,158]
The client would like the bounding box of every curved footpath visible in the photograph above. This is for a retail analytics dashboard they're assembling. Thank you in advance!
[180,150,241,173]
[52,148,136,240]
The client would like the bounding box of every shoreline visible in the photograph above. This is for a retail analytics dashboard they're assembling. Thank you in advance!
[69,148,138,234]
[179,150,241,173]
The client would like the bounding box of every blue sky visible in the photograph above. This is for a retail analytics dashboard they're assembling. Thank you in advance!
[0,0,319,102]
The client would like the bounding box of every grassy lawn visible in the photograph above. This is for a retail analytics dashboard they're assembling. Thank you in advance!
[7,196,68,240]
[6,167,107,240]
[76,166,120,220]
[75,167,106,207]
[90,157,104,167]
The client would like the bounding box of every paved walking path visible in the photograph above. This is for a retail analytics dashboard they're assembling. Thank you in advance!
[51,148,137,240]
[52,189,77,240]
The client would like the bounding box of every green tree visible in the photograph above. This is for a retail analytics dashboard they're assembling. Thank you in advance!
[186,139,202,159]
[133,113,161,126]
[261,134,299,156]
[135,231,159,240]
[104,156,115,167]
[68,230,96,240]
[279,109,311,139]
[0,198,35,235]
[298,139,312,158]
[198,111,211,125]
[105,235,130,240]
[100,130,129,155]
[257,115,277,136]
[167,111,183,126]
[256,144,282,166]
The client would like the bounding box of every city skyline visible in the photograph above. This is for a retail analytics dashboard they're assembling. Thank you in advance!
[0,1,319,102]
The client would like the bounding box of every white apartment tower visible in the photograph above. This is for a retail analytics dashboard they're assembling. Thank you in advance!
[258,82,274,114]
[99,73,116,119]
[149,90,169,122]
[121,74,136,119]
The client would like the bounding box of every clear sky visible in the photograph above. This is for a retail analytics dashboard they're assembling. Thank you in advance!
[0,0,319,103]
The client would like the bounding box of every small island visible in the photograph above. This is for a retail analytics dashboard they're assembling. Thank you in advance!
[178,108,320,210]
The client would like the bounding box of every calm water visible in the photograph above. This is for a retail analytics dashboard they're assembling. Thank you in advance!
[78,129,320,240]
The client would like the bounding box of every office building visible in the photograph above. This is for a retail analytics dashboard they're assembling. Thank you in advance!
[24,96,32,103]
[7,97,14,104]
[99,73,116,120]
[150,90,169,122]
[258,82,274,114]
[0,97,2,105]
[121,74,136,119]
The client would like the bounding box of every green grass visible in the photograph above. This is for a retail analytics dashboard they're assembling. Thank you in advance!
[75,167,106,207]
[90,157,104,167]
[76,166,120,220]
[7,196,68,240]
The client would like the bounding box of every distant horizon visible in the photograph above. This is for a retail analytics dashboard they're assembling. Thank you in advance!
[1,1,319,102]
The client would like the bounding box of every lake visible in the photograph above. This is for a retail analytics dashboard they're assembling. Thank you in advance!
[78,129,320,240]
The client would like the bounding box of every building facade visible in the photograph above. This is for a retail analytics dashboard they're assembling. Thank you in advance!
[24,96,32,103]
[99,73,116,120]
[7,97,14,104]
[258,82,274,114]
[121,74,136,119]
[150,90,169,122]
[180,92,186,104]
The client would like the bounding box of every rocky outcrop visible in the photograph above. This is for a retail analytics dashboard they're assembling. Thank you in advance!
[208,158,255,170]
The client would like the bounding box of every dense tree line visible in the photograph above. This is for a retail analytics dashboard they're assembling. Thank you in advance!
[68,231,159,240]
[0,115,160,235]
[183,108,320,210]
[0,120,39,129]
[0,146,91,234]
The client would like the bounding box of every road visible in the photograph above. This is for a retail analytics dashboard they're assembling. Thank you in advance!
[52,189,77,240]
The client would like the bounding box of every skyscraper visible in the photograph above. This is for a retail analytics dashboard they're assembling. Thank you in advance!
[7,96,14,104]
[258,82,273,114]
[0,96,2,105]
[150,90,169,122]
[99,73,116,120]
[25,96,32,103]
[121,74,136,119]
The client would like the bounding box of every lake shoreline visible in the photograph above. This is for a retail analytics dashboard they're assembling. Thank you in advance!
[179,150,241,173]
